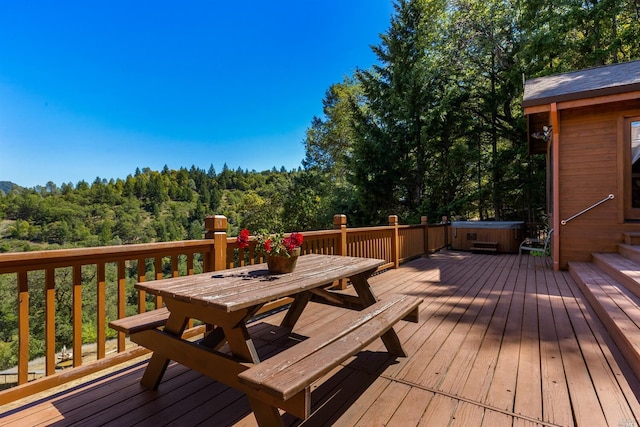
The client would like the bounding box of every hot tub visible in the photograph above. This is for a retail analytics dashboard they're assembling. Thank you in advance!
[449,221,525,253]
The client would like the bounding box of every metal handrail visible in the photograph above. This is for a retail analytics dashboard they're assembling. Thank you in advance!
[561,194,615,225]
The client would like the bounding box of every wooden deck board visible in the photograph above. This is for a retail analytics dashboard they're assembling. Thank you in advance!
[385,387,434,427]
[432,279,506,397]
[553,269,635,426]
[515,262,543,421]
[458,254,519,406]
[538,267,573,427]
[1,251,639,426]
[557,270,640,424]
[485,257,527,415]
[352,380,411,426]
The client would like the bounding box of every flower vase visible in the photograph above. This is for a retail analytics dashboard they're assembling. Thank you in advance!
[266,247,301,274]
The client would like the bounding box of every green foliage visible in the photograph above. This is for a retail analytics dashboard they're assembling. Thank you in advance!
[303,0,637,224]
[0,165,247,249]
[0,165,303,369]
[518,0,640,73]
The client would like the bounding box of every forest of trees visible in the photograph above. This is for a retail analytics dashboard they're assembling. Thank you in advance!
[0,165,311,253]
[0,0,639,369]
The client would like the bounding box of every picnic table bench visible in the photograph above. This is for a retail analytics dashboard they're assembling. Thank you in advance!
[110,307,170,335]
[238,294,420,406]
[109,254,422,426]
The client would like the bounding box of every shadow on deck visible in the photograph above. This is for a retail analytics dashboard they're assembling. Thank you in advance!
[1,251,640,426]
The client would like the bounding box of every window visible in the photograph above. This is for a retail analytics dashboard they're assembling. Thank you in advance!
[625,117,640,218]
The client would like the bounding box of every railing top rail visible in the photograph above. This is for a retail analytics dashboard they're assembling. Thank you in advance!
[346,225,394,233]
[272,229,342,238]
[399,223,437,229]
[0,239,215,268]
[225,229,342,242]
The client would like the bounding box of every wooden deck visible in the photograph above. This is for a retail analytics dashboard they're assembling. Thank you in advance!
[1,251,640,426]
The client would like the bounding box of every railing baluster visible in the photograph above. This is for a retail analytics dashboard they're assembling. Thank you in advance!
[137,257,146,313]
[171,254,179,278]
[18,270,29,385]
[154,256,163,309]
[45,268,55,376]
[117,260,126,352]
[97,263,106,359]
[72,264,82,368]
[187,254,194,276]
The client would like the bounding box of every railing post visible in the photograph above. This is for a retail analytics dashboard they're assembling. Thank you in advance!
[205,215,228,272]
[389,215,399,269]
[333,214,347,256]
[334,214,348,289]
[421,216,429,256]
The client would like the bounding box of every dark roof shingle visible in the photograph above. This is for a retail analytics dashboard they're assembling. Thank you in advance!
[523,60,640,108]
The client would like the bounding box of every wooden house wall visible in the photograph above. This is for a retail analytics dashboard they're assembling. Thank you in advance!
[558,100,640,268]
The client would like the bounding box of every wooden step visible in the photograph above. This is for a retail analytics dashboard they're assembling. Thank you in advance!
[618,243,640,265]
[592,252,640,300]
[470,241,498,253]
[623,232,640,245]
[568,261,640,382]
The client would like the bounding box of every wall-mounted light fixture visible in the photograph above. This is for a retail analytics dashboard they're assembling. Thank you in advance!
[531,125,553,142]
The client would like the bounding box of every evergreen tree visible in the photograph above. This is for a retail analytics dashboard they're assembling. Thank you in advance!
[349,0,448,224]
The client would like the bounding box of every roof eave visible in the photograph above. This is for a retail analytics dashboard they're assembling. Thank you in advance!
[523,83,640,111]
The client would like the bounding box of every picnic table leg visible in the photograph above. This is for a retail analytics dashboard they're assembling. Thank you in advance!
[199,325,226,349]
[280,290,312,328]
[223,317,285,425]
[248,397,285,427]
[140,312,189,389]
[224,324,261,363]
[350,272,407,357]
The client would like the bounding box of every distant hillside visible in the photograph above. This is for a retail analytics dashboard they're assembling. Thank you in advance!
[0,181,16,194]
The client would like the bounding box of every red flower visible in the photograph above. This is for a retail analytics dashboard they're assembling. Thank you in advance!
[238,229,303,257]
[236,228,250,249]
[290,232,304,247]
[282,233,303,252]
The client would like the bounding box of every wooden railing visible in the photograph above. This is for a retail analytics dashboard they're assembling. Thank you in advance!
[0,214,447,404]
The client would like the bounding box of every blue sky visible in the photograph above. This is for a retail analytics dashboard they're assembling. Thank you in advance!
[0,1,395,188]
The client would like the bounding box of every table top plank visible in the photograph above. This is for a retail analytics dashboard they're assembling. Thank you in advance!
[135,254,384,312]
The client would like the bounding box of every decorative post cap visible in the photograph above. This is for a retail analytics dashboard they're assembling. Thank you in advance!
[205,215,227,232]
[333,214,347,228]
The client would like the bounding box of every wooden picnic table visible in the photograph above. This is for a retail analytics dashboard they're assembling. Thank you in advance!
[110,254,421,426]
